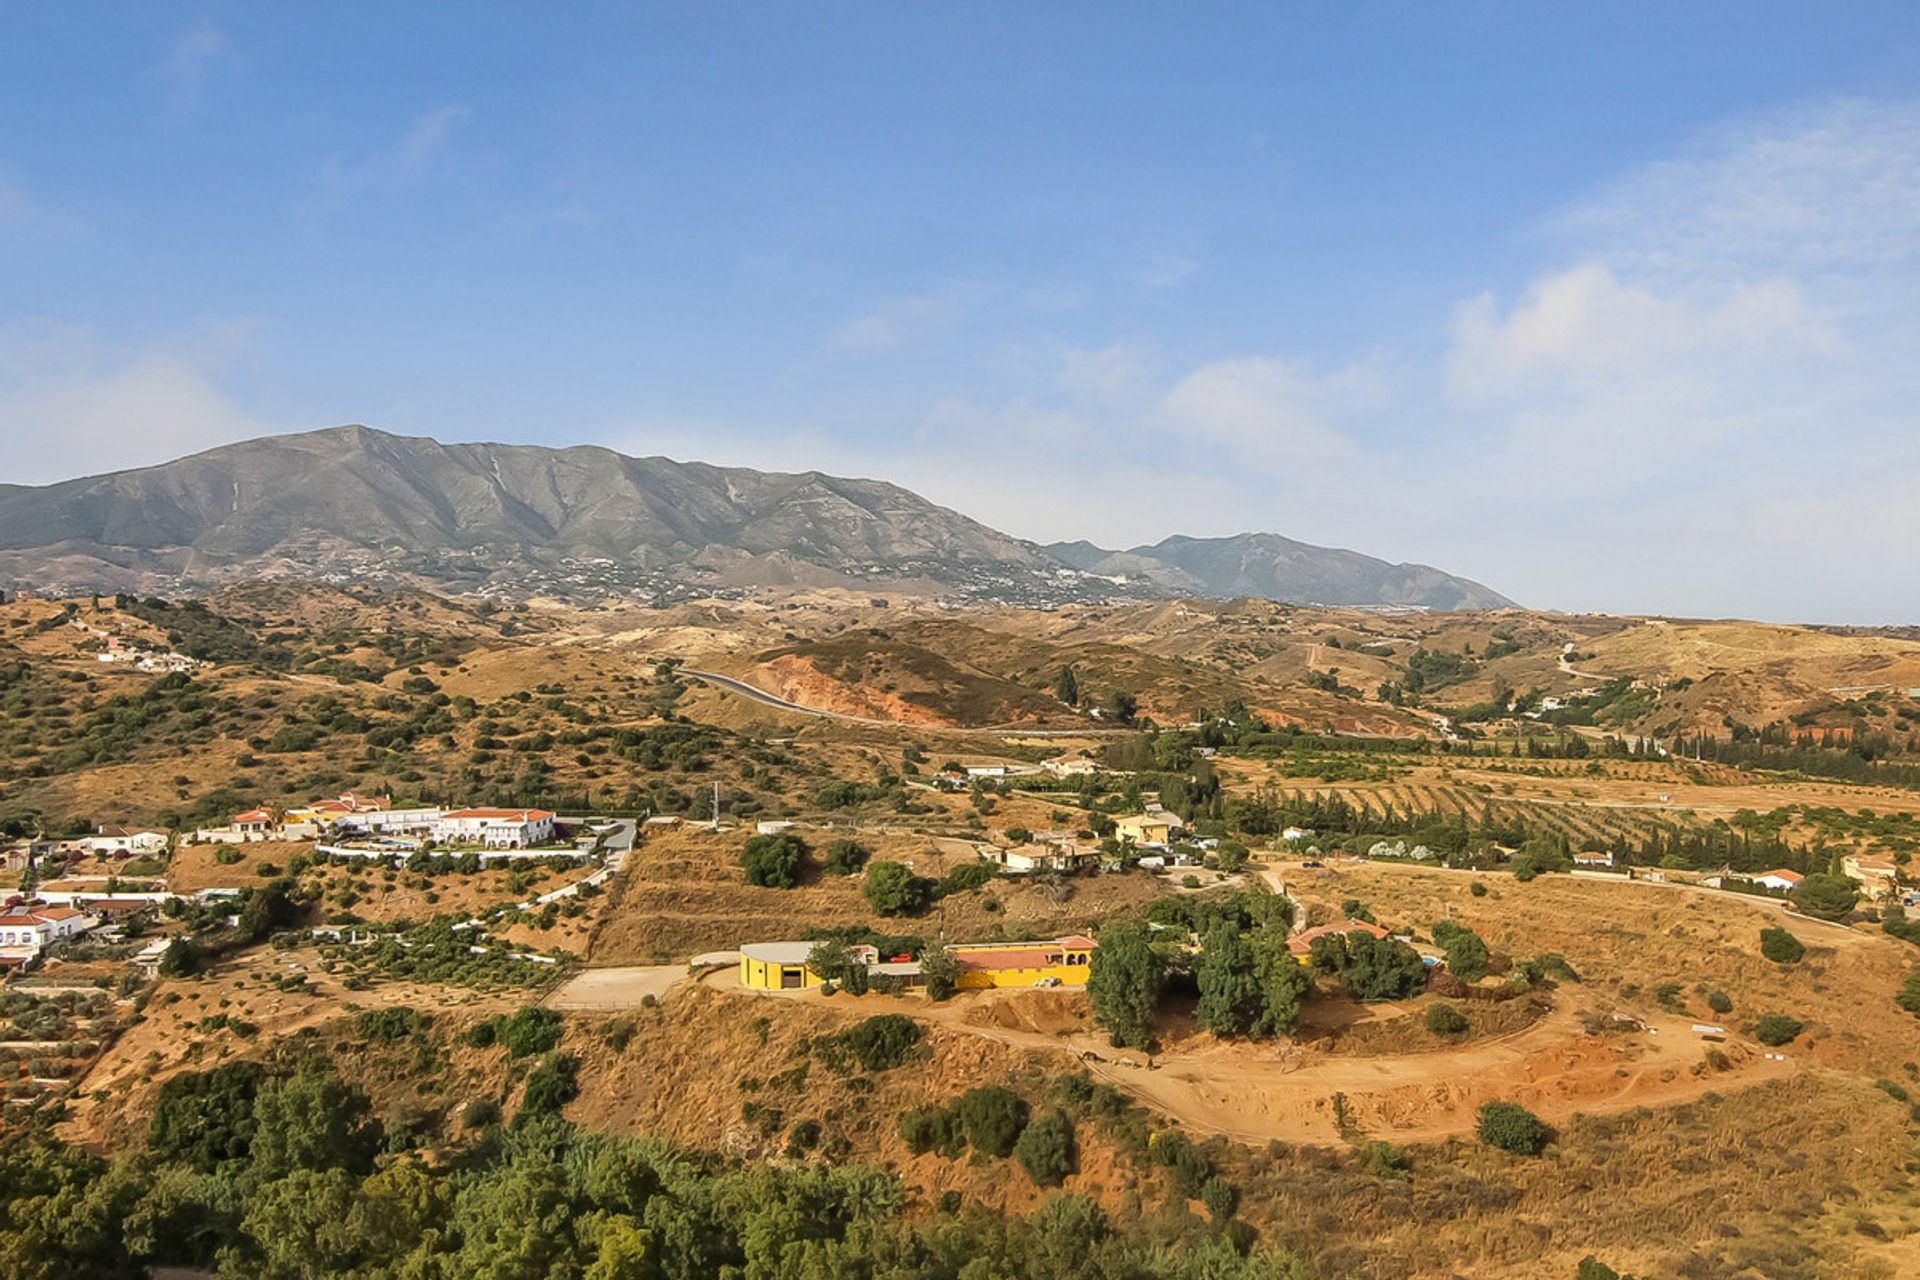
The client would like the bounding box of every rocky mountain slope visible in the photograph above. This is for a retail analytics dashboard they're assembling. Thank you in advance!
[1045,533,1514,610]
[0,426,1513,608]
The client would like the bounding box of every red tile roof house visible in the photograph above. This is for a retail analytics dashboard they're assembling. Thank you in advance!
[1287,920,1391,960]
[232,808,276,834]
[431,808,558,849]
[0,905,99,960]
[1750,868,1805,892]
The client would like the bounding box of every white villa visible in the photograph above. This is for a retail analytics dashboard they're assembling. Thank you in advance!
[432,808,557,849]
[84,825,170,857]
[0,905,99,962]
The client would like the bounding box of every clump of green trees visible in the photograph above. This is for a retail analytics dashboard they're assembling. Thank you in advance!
[1430,921,1490,981]
[740,832,809,888]
[1789,873,1858,921]
[4,1044,1307,1279]
[1308,932,1426,1002]
[1193,923,1314,1040]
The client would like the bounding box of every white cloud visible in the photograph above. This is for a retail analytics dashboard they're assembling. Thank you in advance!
[1159,356,1368,463]
[158,19,229,114]
[1447,265,1819,399]
[0,324,263,484]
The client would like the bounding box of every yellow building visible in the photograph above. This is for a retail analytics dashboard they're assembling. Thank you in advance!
[949,935,1096,989]
[1113,810,1181,846]
[739,941,832,990]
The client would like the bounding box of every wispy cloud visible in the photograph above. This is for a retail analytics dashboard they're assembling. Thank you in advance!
[826,288,965,351]
[314,105,469,209]
[158,19,229,115]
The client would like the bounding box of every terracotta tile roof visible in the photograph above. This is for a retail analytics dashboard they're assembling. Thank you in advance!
[443,808,556,821]
[1287,920,1391,955]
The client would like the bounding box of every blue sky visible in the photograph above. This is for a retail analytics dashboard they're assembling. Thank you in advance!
[4,4,1919,621]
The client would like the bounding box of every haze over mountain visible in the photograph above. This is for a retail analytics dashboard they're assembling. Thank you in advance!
[1046,534,1514,610]
[0,426,1512,608]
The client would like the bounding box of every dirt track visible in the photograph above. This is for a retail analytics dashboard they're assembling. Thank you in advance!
[698,967,1794,1146]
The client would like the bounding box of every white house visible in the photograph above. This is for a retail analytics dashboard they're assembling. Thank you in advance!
[1281,827,1312,843]
[433,808,557,849]
[337,806,446,836]
[0,905,99,960]
[1574,850,1616,868]
[1842,853,1900,901]
[1044,758,1101,778]
[984,844,1096,874]
[85,825,170,857]
[1751,868,1804,892]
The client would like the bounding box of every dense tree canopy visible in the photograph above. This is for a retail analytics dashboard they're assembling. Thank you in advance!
[1087,921,1165,1049]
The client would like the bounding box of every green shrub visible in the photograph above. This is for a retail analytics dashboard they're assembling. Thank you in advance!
[1754,1013,1803,1046]
[955,1085,1030,1158]
[1706,990,1732,1015]
[1759,927,1805,964]
[1901,970,1920,1019]
[897,1105,967,1157]
[784,1119,822,1157]
[462,1098,501,1128]
[1013,1108,1075,1186]
[1199,1176,1238,1222]
[1362,1140,1410,1180]
[863,860,935,915]
[515,1053,579,1123]
[486,1006,563,1057]
[1469,881,1488,898]
[1425,1004,1468,1036]
[822,839,870,876]
[816,1014,923,1072]
[355,1006,425,1045]
[1476,1100,1547,1155]
[741,833,809,888]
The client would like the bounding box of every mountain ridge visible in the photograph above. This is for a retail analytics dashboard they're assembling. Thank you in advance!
[0,425,1513,608]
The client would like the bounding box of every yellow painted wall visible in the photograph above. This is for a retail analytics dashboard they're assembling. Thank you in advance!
[739,955,823,990]
[954,961,1091,990]
[1114,816,1175,844]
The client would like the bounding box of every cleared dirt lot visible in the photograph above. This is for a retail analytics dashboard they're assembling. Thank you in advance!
[546,964,688,1009]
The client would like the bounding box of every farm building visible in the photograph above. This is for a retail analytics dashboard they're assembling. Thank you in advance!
[739,941,898,990]
[737,934,1097,991]
[1751,868,1804,892]
[947,935,1096,989]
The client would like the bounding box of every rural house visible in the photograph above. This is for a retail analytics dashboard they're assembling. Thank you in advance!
[432,808,558,849]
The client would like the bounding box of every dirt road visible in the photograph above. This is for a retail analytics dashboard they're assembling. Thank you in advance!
[699,967,1793,1146]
